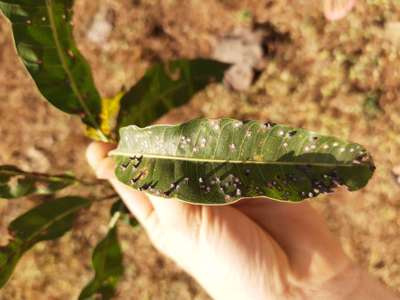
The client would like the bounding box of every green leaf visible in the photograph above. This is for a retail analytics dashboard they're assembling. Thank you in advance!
[0,165,75,199]
[0,0,107,141]
[117,59,230,128]
[0,196,90,287]
[110,199,139,228]
[79,227,123,300]
[111,118,375,205]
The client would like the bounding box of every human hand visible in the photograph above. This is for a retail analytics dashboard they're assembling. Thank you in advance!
[87,142,398,300]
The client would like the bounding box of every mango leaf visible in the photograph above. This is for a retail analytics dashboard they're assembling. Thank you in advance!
[0,196,90,287]
[0,0,108,141]
[0,165,76,199]
[117,59,230,128]
[79,227,123,300]
[111,118,375,205]
[110,199,139,228]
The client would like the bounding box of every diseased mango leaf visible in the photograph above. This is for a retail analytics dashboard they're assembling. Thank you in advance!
[110,199,139,228]
[79,227,123,300]
[0,196,90,287]
[0,0,108,141]
[0,165,75,199]
[117,59,230,128]
[111,118,375,205]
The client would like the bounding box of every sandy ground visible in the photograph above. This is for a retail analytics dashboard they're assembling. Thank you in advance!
[0,0,400,299]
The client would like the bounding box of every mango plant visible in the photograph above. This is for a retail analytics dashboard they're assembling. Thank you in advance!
[0,0,375,299]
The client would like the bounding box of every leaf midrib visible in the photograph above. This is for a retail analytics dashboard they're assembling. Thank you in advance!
[110,151,361,167]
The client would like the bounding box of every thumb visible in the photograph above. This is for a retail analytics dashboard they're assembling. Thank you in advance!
[86,142,155,227]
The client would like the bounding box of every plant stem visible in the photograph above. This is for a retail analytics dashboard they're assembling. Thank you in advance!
[76,178,106,186]
[1,168,107,187]
[108,212,121,229]
[96,193,119,202]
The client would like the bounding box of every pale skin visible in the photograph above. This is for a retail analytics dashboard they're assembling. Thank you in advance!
[87,142,399,300]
